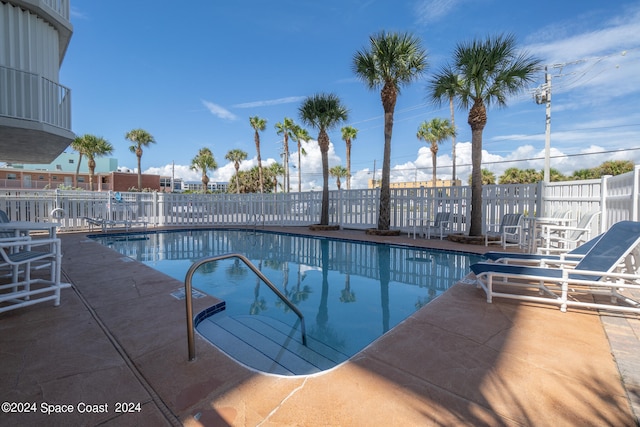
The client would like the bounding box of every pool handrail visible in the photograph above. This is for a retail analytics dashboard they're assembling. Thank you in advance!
[185,252,307,361]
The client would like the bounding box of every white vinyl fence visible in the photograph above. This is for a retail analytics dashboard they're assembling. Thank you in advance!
[0,165,638,235]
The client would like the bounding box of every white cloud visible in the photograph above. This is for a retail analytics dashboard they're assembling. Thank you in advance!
[414,0,461,25]
[232,96,306,109]
[201,100,237,120]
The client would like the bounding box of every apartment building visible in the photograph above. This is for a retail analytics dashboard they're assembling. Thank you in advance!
[0,0,74,163]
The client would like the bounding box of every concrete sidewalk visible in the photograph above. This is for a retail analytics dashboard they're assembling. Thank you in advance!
[0,228,638,426]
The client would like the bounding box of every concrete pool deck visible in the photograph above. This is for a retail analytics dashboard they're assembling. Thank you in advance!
[1,226,639,426]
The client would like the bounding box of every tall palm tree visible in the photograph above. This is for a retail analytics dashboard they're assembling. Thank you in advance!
[340,126,358,190]
[190,147,217,193]
[451,33,541,236]
[125,128,156,191]
[416,118,456,183]
[329,165,349,190]
[249,116,267,193]
[225,149,248,194]
[299,93,348,225]
[275,117,296,193]
[353,31,428,231]
[291,125,310,193]
[428,67,462,181]
[70,136,88,188]
[73,134,113,191]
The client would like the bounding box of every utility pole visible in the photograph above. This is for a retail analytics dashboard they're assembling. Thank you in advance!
[535,67,552,183]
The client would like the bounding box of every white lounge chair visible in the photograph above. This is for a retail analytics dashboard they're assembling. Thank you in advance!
[471,221,640,314]
[483,233,603,266]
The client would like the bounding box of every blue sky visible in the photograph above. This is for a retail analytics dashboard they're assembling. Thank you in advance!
[62,0,640,189]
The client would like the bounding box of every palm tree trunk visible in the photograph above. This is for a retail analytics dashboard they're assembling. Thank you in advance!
[319,130,330,225]
[346,140,351,190]
[449,96,457,182]
[378,83,396,231]
[468,99,487,236]
[75,153,83,188]
[136,149,143,190]
[431,146,437,183]
[298,142,302,193]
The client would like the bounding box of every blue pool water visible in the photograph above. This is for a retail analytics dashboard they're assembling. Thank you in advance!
[92,229,482,374]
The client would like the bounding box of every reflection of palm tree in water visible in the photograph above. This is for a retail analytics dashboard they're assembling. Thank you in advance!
[225,258,247,282]
[279,263,312,311]
[415,287,437,310]
[340,243,356,303]
[378,245,390,334]
[309,240,346,350]
[250,260,267,315]
[340,273,356,303]
[316,240,330,328]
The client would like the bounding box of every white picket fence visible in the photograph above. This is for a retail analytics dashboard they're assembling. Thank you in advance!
[0,165,638,235]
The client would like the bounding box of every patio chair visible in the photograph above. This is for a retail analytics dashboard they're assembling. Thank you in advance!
[483,233,603,266]
[485,213,524,249]
[425,211,453,240]
[538,210,600,255]
[471,220,640,314]
[0,235,70,313]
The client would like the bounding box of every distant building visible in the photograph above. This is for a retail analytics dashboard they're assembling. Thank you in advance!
[183,181,229,193]
[0,0,75,163]
[0,168,161,192]
[6,151,118,174]
[368,179,462,189]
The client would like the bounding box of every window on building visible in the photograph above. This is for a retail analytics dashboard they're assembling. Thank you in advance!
[39,176,44,180]
[78,177,85,182]
[52,176,58,180]
[56,165,62,170]
[69,159,74,164]
[7,173,17,180]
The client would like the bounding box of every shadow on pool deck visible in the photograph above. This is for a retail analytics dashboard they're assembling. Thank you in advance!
[0,226,638,426]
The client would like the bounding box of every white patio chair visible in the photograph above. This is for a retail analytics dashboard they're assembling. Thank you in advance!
[425,211,453,240]
[0,235,70,313]
[538,210,600,255]
[485,213,524,249]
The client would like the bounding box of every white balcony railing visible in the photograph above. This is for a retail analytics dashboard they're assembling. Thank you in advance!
[0,65,71,131]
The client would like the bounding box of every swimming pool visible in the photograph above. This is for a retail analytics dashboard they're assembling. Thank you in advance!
[92,229,482,375]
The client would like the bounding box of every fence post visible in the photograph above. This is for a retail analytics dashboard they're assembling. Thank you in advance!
[633,165,640,222]
[600,174,610,233]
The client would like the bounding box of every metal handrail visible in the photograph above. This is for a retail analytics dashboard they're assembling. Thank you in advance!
[185,253,307,361]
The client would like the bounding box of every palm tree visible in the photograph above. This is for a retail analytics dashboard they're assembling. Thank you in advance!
[428,66,462,181]
[299,93,348,225]
[70,136,88,188]
[450,33,541,236]
[291,125,311,193]
[125,128,156,191]
[340,126,358,190]
[268,162,286,193]
[468,168,495,185]
[416,118,456,183]
[249,116,267,193]
[275,117,296,192]
[353,31,428,231]
[190,147,217,193]
[72,134,113,191]
[225,149,248,194]
[329,165,349,190]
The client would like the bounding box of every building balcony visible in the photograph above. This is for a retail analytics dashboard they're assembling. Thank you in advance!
[0,65,74,163]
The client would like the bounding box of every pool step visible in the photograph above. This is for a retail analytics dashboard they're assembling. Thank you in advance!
[196,313,349,375]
